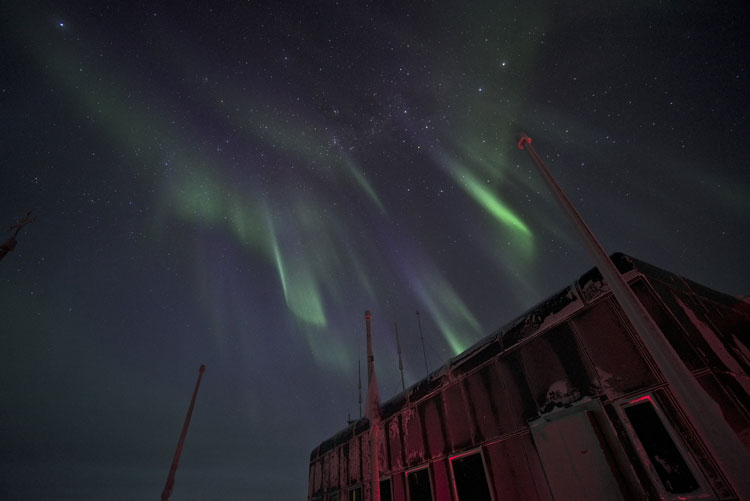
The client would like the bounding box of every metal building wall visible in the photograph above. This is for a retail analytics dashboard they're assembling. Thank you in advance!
[309,263,750,500]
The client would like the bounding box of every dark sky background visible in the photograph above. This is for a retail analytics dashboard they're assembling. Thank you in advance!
[1,0,748,499]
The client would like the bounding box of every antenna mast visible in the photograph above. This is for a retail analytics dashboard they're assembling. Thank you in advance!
[161,364,206,501]
[517,132,750,497]
[416,311,429,375]
[394,322,405,391]
[358,358,362,419]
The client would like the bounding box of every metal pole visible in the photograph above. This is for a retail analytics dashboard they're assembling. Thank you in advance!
[364,311,380,501]
[365,311,374,384]
[161,364,207,501]
[394,322,405,391]
[416,311,429,375]
[517,133,750,498]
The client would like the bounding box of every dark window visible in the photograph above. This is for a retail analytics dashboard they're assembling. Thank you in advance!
[348,486,362,501]
[407,467,432,501]
[328,492,340,501]
[625,400,699,493]
[451,452,492,501]
[380,478,392,501]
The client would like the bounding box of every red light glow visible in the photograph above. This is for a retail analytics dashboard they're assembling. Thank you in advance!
[628,395,653,405]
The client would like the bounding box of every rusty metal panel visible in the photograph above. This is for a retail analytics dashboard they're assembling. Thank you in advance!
[321,453,330,492]
[349,435,361,485]
[392,472,407,501]
[313,459,322,494]
[339,445,348,489]
[329,448,339,488]
[377,424,389,474]
[420,394,447,459]
[387,417,404,471]
[431,458,453,501]
[443,383,471,451]
[308,464,313,500]
[362,432,371,477]
[402,407,424,467]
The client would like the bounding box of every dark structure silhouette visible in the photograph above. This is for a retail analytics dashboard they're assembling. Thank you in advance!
[0,211,35,262]
[308,255,750,501]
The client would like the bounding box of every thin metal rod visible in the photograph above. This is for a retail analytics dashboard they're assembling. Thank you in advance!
[394,322,405,391]
[365,311,374,384]
[416,311,429,375]
[358,358,362,419]
[161,364,206,501]
[517,133,750,498]
[364,311,380,501]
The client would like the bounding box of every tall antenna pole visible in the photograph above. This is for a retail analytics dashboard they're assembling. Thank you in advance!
[416,311,429,375]
[161,364,206,501]
[358,358,362,419]
[394,322,405,391]
[517,133,750,498]
[364,311,380,501]
[365,311,374,384]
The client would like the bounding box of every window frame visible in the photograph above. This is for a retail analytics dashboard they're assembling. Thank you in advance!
[405,464,434,501]
[617,393,710,499]
[379,476,393,501]
[448,448,495,501]
[347,484,362,501]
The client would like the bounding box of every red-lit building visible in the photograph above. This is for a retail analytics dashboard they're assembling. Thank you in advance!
[308,254,750,500]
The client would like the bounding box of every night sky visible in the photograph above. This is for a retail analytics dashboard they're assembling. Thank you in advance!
[1,1,748,499]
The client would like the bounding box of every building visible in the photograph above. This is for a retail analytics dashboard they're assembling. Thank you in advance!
[307,254,750,501]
